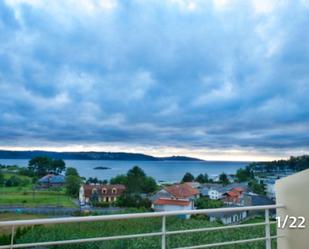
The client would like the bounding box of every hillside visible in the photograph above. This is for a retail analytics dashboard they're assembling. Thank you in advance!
[0,150,203,161]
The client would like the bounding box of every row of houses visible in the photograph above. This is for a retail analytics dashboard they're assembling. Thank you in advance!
[37,174,274,224]
[151,182,274,224]
[199,182,248,201]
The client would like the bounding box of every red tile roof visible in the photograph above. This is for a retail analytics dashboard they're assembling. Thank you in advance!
[233,187,244,192]
[164,183,199,198]
[154,198,191,206]
[226,190,240,198]
[224,187,244,203]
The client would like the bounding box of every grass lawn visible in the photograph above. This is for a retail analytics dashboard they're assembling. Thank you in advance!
[2,173,32,181]
[0,186,33,193]
[0,171,76,208]
[0,191,76,207]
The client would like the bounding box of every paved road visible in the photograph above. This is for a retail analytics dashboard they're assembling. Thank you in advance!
[0,206,125,215]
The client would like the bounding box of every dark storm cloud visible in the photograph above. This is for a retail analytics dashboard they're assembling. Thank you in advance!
[0,0,309,153]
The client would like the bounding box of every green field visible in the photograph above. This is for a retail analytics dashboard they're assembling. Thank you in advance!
[0,186,33,193]
[0,190,76,207]
[0,171,76,208]
[0,215,277,249]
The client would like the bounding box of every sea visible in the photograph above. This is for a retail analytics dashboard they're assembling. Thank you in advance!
[0,159,249,183]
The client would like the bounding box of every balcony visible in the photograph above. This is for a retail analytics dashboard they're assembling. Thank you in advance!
[0,169,308,249]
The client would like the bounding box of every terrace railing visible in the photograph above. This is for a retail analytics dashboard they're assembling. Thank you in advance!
[0,204,285,249]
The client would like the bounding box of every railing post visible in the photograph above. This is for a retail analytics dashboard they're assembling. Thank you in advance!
[265,209,271,249]
[162,215,166,249]
[10,225,15,249]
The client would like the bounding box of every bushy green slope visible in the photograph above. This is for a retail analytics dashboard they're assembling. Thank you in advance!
[12,216,277,249]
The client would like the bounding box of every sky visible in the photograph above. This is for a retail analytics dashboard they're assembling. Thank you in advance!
[0,0,309,161]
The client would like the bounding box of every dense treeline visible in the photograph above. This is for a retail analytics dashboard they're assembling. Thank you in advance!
[248,155,309,172]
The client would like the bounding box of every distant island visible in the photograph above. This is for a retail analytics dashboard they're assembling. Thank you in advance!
[94,166,111,170]
[0,150,204,161]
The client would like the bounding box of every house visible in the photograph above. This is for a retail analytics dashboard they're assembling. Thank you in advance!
[244,193,275,206]
[153,198,194,219]
[209,209,248,224]
[163,183,200,200]
[243,193,275,216]
[151,183,200,202]
[208,188,224,200]
[38,174,65,188]
[184,181,201,189]
[200,187,210,197]
[223,187,245,206]
[151,183,199,217]
[221,183,249,192]
[151,189,173,202]
[199,183,223,197]
[79,184,126,205]
[264,179,276,199]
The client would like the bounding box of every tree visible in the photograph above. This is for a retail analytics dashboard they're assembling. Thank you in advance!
[5,176,22,187]
[195,173,209,183]
[236,167,253,182]
[65,167,79,177]
[86,177,108,184]
[127,166,146,178]
[51,159,66,175]
[28,157,66,176]
[195,197,224,209]
[28,156,52,176]
[219,173,229,185]
[182,172,195,182]
[0,171,4,186]
[142,177,157,193]
[249,180,266,195]
[90,190,99,203]
[126,166,149,193]
[110,166,157,194]
[116,194,151,209]
[110,174,127,185]
[65,175,81,197]
[19,167,36,177]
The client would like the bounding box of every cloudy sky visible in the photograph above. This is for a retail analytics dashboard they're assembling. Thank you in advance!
[0,0,309,161]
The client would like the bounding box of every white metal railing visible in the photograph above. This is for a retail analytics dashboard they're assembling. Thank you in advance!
[0,204,285,249]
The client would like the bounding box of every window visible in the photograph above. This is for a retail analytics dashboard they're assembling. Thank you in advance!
[102,188,107,194]
[112,188,117,194]
[234,215,238,222]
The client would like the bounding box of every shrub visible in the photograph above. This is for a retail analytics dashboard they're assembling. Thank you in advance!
[92,201,111,208]
[5,175,22,187]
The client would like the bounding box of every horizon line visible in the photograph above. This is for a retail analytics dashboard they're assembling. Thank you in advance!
[0,147,294,163]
